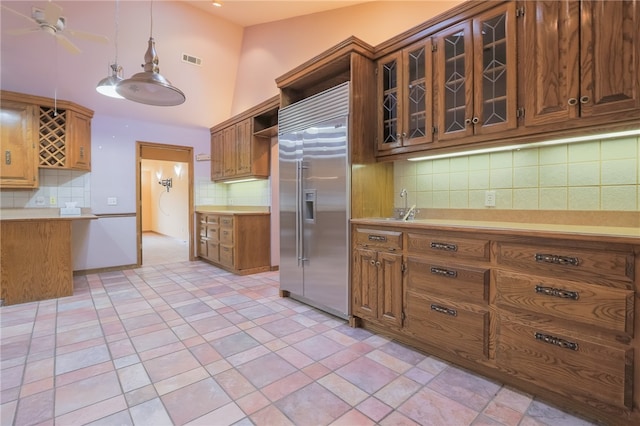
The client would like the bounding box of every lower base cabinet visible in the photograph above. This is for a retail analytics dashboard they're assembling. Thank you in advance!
[350,222,639,425]
[197,212,270,275]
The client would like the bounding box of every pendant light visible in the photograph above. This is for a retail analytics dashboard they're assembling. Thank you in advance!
[116,1,185,106]
[96,0,124,99]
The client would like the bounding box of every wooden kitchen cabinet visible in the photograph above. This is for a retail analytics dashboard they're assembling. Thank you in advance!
[210,97,277,183]
[352,227,403,328]
[350,218,639,425]
[0,98,39,189]
[196,211,270,275]
[434,2,518,142]
[495,237,636,410]
[521,0,640,127]
[377,39,434,154]
[404,231,491,362]
[65,110,92,170]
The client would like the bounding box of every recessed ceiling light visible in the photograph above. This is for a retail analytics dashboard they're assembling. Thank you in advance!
[212,1,222,7]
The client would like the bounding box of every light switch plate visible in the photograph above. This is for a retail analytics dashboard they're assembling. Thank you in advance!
[484,190,496,207]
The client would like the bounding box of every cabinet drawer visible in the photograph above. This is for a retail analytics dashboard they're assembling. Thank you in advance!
[496,316,632,409]
[219,216,233,227]
[406,256,489,304]
[208,227,219,242]
[198,239,207,257]
[407,232,490,261]
[206,215,219,225]
[198,225,208,238]
[404,292,489,361]
[220,227,233,244]
[497,242,634,284]
[220,244,233,266]
[354,227,402,251]
[495,270,634,335]
[207,241,219,262]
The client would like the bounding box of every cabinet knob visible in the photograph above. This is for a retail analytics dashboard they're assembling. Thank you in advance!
[465,118,472,125]
[370,260,376,265]
[567,98,578,106]
[375,261,381,267]
[471,117,479,124]
[579,96,590,104]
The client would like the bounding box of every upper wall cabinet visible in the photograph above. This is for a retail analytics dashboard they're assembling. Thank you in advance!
[522,0,640,127]
[0,98,39,189]
[210,96,278,183]
[377,39,434,154]
[434,2,518,142]
[39,106,93,171]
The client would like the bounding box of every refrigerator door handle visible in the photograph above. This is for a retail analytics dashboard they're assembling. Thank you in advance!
[297,159,306,265]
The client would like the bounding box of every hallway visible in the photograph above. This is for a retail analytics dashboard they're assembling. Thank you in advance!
[1,256,595,425]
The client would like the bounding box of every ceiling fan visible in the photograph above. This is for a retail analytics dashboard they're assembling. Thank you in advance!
[1,1,108,54]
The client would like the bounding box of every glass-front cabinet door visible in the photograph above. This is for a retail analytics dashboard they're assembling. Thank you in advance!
[436,2,517,142]
[377,39,433,153]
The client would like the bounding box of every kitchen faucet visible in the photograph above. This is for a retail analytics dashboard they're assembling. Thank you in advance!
[400,188,408,213]
[399,188,416,221]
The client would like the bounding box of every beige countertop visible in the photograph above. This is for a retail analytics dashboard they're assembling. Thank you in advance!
[0,208,97,221]
[351,217,640,245]
[196,205,270,215]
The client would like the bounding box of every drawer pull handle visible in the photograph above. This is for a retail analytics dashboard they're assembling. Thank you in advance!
[534,253,579,266]
[430,304,457,317]
[535,285,579,300]
[430,267,457,278]
[430,242,458,252]
[534,332,578,351]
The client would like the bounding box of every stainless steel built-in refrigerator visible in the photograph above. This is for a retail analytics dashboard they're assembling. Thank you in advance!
[278,82,350,319]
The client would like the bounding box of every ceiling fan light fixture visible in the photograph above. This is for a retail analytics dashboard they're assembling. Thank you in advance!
[96,63,124,99]
[116,37,186,106]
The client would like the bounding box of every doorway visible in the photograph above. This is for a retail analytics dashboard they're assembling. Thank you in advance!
[136,142,194,266]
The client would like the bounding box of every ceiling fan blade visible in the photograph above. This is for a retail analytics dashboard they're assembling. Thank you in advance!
[65,28,109,44]
[0,4,38,25]
[6,27,41,36]
[56,34,81,55]
[43,2,63,27]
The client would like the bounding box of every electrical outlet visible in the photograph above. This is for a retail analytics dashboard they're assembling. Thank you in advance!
[49,196,57,205]
[484,190,496,207]
[36,196,45,206]
[107,197,117,206]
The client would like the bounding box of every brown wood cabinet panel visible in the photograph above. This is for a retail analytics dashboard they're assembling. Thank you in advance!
[497,241,634,285]
[66,110,92,171]
[495,270,634,335]
[434,2,517,142]
[222,126,236,177]
[404,291,489,361]
[522,0,640,126]
[0,220,73,305]
[406,255,489,304]
[0,99,39,189]
[407,231,490,261]
[496,314,633,409]
[235,118,253,175]
[580,0,640,117]
[211,131,223,180]
[378,251,403,327]
[352,247,379,320]
[354,227,402,250]
[196,212,270,275]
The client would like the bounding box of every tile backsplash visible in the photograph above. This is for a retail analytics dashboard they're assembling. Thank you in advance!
[196,178,270,207]
[394,135,640,211]
[1,171,270,209]
[0,169,90,208]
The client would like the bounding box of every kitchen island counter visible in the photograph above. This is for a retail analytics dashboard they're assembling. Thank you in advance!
[1,209,97,306]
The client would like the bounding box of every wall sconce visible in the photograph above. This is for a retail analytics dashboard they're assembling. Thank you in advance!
[159,177,172,192]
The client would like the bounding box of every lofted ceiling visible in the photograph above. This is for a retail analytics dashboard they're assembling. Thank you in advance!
[184,0,379,27]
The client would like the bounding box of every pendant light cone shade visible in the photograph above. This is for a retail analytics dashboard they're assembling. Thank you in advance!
[96,64,124,98]
[116,37,186,106]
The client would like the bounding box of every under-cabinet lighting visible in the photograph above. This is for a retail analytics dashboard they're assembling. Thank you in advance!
[407,129,640,162]
[222,178,259,184]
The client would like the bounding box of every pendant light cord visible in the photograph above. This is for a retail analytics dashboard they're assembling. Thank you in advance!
[150,1,154,38]
[115,0,119,65]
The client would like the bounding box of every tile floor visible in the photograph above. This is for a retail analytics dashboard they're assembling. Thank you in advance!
[0,236,598,426]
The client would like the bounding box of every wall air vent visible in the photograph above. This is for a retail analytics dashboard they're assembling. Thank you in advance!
[182,53,202,66]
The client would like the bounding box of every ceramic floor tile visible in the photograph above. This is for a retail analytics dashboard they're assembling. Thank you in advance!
[275,382,351,425]
[0,234,598,426]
